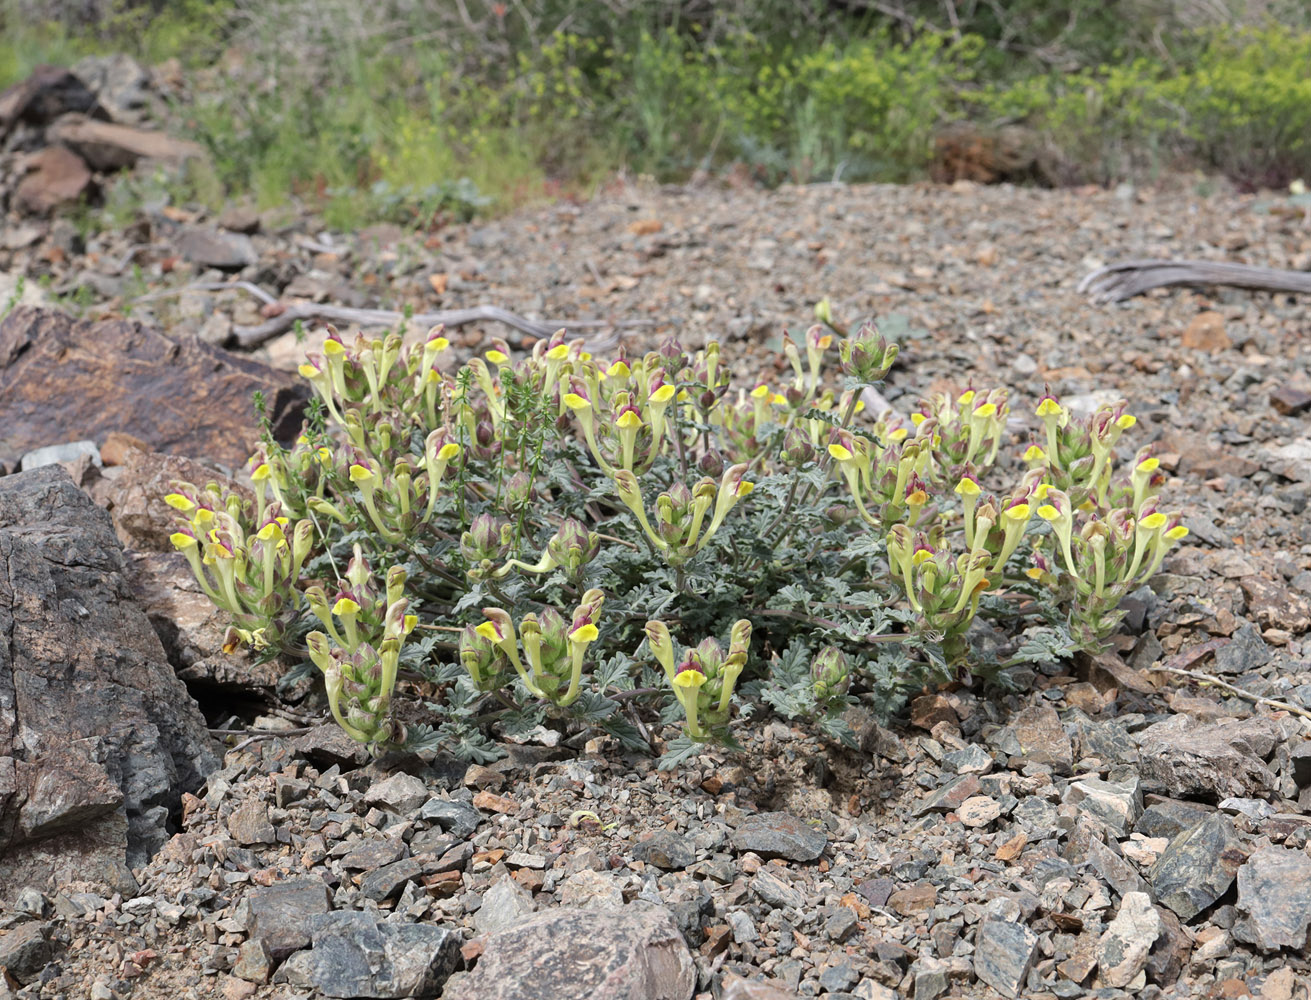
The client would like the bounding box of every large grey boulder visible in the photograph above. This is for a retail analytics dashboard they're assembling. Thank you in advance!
[0,465,219,900]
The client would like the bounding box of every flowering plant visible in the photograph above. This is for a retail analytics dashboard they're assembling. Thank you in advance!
[165,306,1185,765]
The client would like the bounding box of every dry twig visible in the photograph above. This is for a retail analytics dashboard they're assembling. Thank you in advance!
[1151,665,1311,722]
[1080,258,1311,303]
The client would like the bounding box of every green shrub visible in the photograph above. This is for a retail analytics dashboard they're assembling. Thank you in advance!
[163,313,1188,766]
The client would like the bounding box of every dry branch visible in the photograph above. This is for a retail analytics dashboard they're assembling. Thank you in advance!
[232,303,655,350]
[1079,258,1311,303]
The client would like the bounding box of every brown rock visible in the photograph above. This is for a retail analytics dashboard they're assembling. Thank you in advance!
[14,145,93,215]
[0,307,307,470]
[1009,704,1074,774]
[472,790,519,814]
[910,693,958,730]
[888,883,937,916]
[442,904,695,1000]
[1239,575,1311,632]
[99,431,152,466]
[46,112,206,171]
[1270,385,1311,416]
[0,65,101,133]
[1181,311,1231,352]
[92,449,250,553]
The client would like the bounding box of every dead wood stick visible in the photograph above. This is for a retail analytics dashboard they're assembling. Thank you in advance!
[233,303,656,349]
[1079,258,1311,303]
[1151,665,1311,722]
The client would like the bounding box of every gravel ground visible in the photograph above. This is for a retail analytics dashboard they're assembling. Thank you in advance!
[5,177,1311,1000]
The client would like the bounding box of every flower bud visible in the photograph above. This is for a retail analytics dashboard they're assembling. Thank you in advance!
[546,518,600,580]
[698,447,725,478]
[811,646,851,701]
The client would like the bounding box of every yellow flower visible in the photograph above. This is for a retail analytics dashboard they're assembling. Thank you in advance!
[1164,525,1189,541]
[332,597,361,616]
[170,532,197,550]
[1037,504,1060,521]
[615,410,642,430]
[828,443,854,462]
[251,463,272,481]
[1035,398,1063,418]
[607,360,632,378]
[1116,414,1137,429]
[164,493,195,512]
[563,393,591,411]
[650,384,675,403]
[437,442,461,461]
[349,464,375,484]
[569,623,600,643]
[545,343,569,361]
[485,349,509,364]
[1136,457,1160,474]
[1004,503,1031,521]
[673,668,706,690]
[972,402,997,418]
[474,621,500,642]
[1023,444,1047,463]
[1139,511,1167,530]
[954,477,980,496]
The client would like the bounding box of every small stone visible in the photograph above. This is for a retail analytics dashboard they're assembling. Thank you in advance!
[419,798,483,838]
[729,811,826,862]
[1063,775,1142,837]
[910,694,958,730]
[443,905,694,1000]
[1135,798,1214,840]
[751,871,805,910]
[1087,837,1149,898]
[957,795,1002,827]
[476,876,536,935]
[1234,846,1311,951]
[973,918,1038,999]
[1181,311,1231,352]
[559,870,623,910]
[1009,704,1074,774]
[247,878,333,959]
[1270,385,1311,416]
[1148,814,1247,921]
[365,772,430,814]
[633,829,695,869]
[227,800,275,845]
[943,744,993,774]
[1096,891,1162,988]
[888,883,936,916]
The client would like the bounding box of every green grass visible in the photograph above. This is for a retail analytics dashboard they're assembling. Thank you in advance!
[5,1,1311,230]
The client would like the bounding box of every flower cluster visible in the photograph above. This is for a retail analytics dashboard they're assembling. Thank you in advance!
[303,547,418,746]
[166,475,314,650]
[470,590,605,706]
[645,620,752,740]
[160,296,1189,765]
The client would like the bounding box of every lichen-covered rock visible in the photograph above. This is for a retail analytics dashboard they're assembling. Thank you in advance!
[0,465,219,901]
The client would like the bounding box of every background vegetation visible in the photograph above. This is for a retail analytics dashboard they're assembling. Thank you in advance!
[3,0,1311,226]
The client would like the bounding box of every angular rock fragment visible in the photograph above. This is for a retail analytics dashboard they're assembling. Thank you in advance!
[1234,846,1311,951]
[973,918,1038,998]
[306,911,461,999]
[1148,814,1246,921]
[729,811,826,862]
[443,905,694,1000]
[1097,891,1162,988]
[1137,715,1279,801]
[247,878,333,960]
